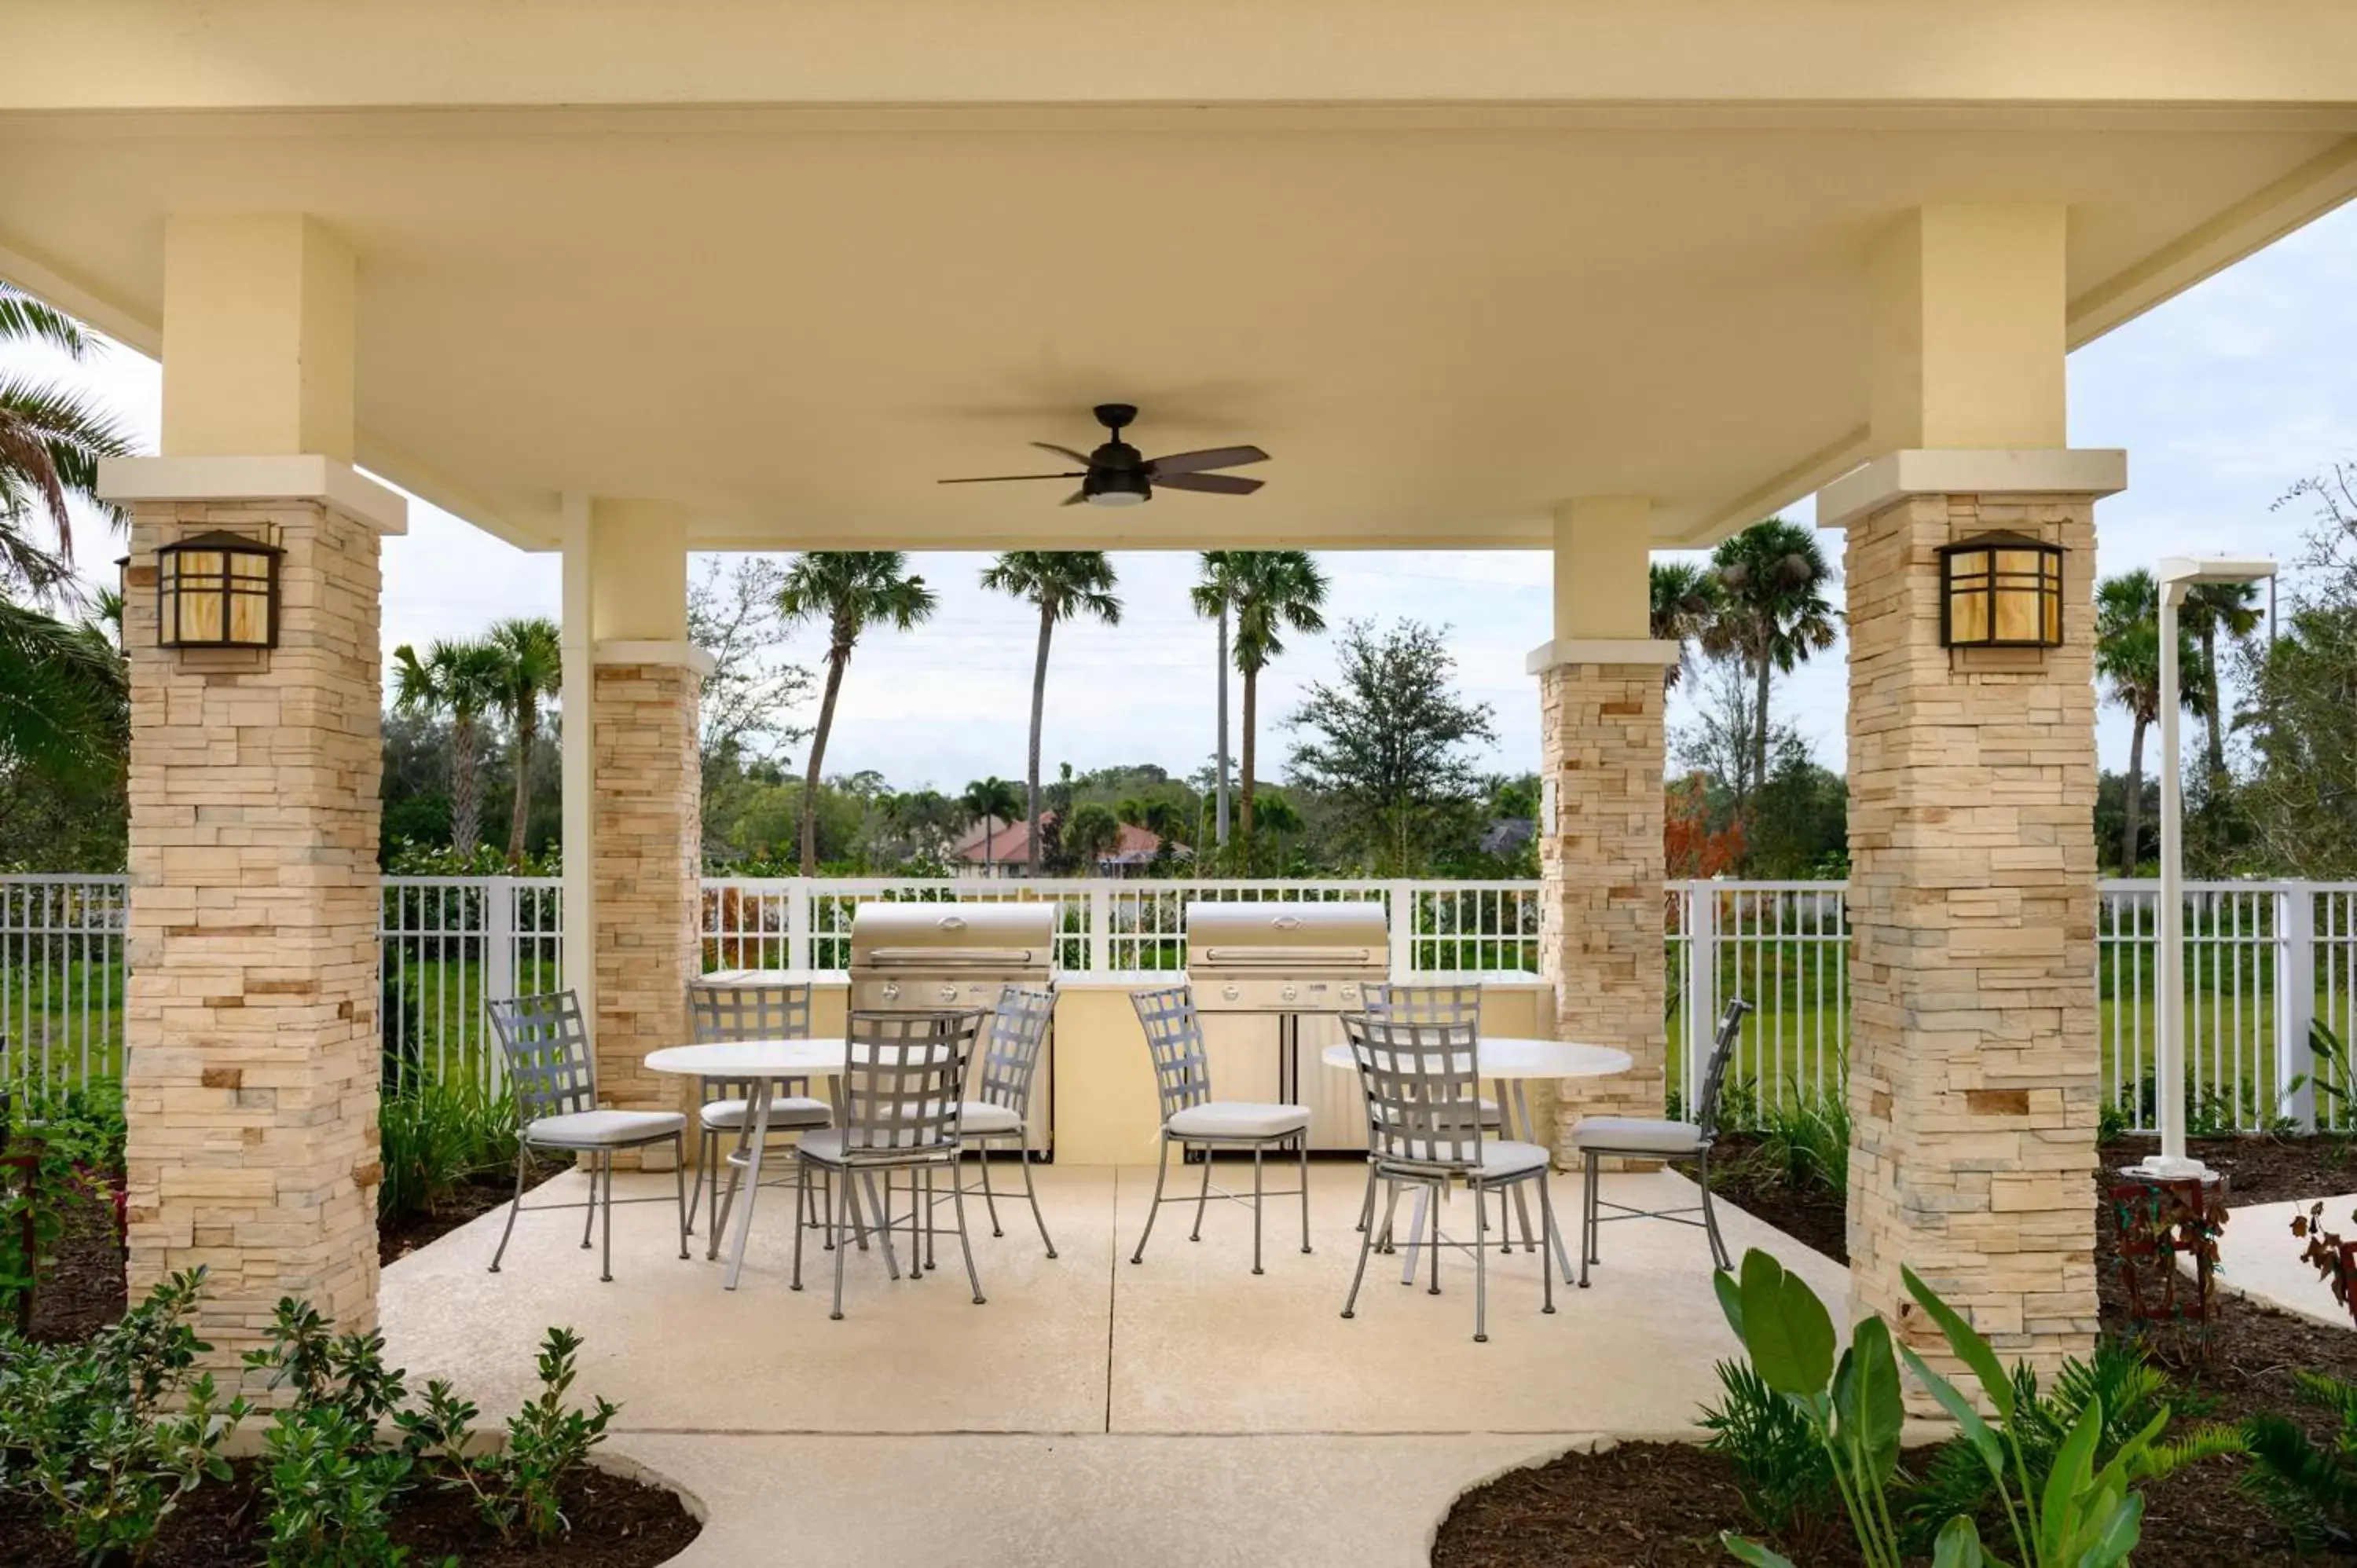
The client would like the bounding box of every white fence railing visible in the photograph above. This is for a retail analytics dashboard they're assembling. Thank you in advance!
[6,874,2355,1134]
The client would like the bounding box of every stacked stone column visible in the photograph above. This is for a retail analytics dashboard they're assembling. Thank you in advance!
[1844,485,2102,1381]
[1539,659,1670,1159]
[590,658,703,1130]
[122,496,385,1384]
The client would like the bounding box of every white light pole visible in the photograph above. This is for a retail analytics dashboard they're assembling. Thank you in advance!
[2133,555,2275,1181]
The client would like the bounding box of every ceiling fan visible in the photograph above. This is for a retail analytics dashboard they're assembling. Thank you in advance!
[937,404,1269,507]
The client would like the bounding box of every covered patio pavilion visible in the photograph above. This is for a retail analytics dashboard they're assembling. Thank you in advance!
[6,0,2355,1498]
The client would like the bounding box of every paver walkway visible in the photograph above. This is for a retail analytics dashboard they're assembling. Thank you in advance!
[384,1162,1842,1565]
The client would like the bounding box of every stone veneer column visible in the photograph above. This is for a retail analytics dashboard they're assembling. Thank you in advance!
[590,657,702,1131]
[1539,659,1670,1159]
[122,494,386,1383]
[1842,474,2108,1382]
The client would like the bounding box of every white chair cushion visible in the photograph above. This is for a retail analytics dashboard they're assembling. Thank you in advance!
[700,1096,830,1132]
[958,1101,1025,1136]
[1475,1139,1552,1179]
[1569,1116,1705,1155]
[1166,1101,1311,1139]
[526,1108,685,1148]
[794,1127,956,1164]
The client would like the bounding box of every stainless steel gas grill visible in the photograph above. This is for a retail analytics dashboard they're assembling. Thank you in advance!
[1185,900,1388,1151]
[848,902,1058,1151]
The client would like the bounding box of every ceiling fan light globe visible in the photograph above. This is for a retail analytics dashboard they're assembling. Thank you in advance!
[1087,486,1149,507]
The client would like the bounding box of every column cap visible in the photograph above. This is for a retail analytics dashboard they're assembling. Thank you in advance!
[594,639,716,679]
[1818,448,2124,530]
[97,455,407,535]
[1527,637,1682,674]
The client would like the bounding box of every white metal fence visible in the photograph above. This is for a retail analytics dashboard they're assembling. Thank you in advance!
[6,874,2355,1134]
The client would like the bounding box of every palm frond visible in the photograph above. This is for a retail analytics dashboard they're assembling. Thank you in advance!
[0,283,91,358]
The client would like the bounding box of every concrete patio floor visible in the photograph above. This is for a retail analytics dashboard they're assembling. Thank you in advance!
[383,1160,1843,1566]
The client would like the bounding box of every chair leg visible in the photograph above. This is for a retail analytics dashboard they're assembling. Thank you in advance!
[1537,1174,1557,1315]
[599,1153,615,1283]
[1298,1135,1312,1255]
[1189,1145,1213,1242]
[1473,1180,1490,1343]
[1251,1142,1265,1275]
[949,1163,987,1306]
[823,1170,836,1251]
[581,1153,599,1249]
[1578,1151,1596,1288]
[1698,1149,1732,1272]
[977,1142,1003,1236]
[791,1160,809,1291]
[1341,1173,1379,1321]
[686,1130,706,1238]
[1017,1146,1058,1259]
[673,1135,690,1260]
[1376,1180,1402,1255]
[1355,1162,1376,1235]
[1131,1136,1172,1265]
[831,1166,860,1320]
[873,1173,900,1281]
[1428,1185,1443,1295]
[488,1146,528,1273]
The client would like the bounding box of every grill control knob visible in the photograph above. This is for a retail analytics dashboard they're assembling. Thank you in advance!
[1339,984,1358,1002]
[1222,984,1241,1002]
[940,984,959,1002]
[882,981,900,1002]
[1281,983,1298,1002]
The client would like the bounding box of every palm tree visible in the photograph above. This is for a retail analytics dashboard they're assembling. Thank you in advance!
[1190,554,1238,845]
[0,595,126,782]
[1193,551,1328,854]
[483,616,562,866]
[2179,580,2264,785]
[391,638,507,857]
[1648,560,1722,692]
[1062,800,1121,874]
[0,281,133,598]
[960,775,1023,874]
[980,551,1123,874]
[777,552,936,875]
[1700,518,1839,829]
[2095,570,2204,874]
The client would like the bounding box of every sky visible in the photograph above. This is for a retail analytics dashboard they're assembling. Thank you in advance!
[16,199,2357,797]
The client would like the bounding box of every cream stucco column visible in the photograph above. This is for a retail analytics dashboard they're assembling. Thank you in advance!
[1530,497,1681,1162]
[103,203,398,1383]
[585,501,704,1150]
[1838,203,2122,1384]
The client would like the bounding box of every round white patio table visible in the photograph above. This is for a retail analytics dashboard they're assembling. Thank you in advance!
[644,1038,850,1291]
[1318,1035,1632,1284]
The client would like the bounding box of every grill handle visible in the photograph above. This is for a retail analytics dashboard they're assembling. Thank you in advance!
[1196,947,1376,965]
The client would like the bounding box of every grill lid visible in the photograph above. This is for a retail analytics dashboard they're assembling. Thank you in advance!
[1184,900,1387,971]
[849,903,1057,969]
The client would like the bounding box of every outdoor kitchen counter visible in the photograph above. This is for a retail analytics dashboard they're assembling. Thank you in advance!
[688,972,1553,1167]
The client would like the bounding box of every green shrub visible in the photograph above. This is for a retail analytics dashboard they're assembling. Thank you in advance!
[259,1405,416,1568]
[1699,1357,1840,1550]
[377,1074,520,1222]
[398,1325,618,1546]
[1744,1090,1849,1200]
[2242,1368,2357,1550]
[1,1082,129,1328]
[0,1268,248,1565]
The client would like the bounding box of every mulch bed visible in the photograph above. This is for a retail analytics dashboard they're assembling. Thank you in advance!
[0,1457,697,1568]
[24,1183,127,1343]
[379,1160,563,1267]
[1436,1132,2357,1567]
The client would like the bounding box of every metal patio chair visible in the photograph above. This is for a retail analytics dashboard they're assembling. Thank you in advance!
[486,990,689,1282]
[1339,1010,1557,1340]
[1568,997,1752,1285]
[686,979,830,1257]
[1358,982,1521,1251]
[791,1009,988,1319]
[1127,984,1311,1275]
[952,982,1059,1258]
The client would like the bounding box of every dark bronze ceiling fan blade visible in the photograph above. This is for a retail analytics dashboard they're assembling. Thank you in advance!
[1061,489,1088,506]
[937,471,1087,485]
[1145,445,1269,478]
[1032,442,1097,466]
[1154,471,1263,496]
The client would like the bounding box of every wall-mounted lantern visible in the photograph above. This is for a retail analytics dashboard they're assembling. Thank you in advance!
[154,530,281,649]
[1937,530,2065,650]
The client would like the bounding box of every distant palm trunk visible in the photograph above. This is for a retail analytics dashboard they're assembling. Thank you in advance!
[2197,621,2226,782]
[1240,665,1259,848]
[1026,606,1054,874]
[507,703,538,866]
[801,647,848,876]
[450,713,483,856]
[1215,606,1230,846]
[2121,714,2149,874]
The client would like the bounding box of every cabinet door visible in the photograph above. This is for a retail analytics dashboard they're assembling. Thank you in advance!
[1198,1013,1283,1107]
[1294,1011,1370,1151]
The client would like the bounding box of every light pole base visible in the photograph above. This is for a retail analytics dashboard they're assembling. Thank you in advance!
[2125,1153,2220,1184]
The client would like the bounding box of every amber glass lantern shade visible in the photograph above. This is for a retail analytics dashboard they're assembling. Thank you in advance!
[155,531,282,649]
[1937,531,2065,650]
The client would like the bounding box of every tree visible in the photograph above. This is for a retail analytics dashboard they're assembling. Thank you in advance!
[687,556,813,777]
[776,551,936,874]
[960,775,1022,870]
[390,639,505,856]
[0,595,126,802]
[0,281,132,599]
[1649,559,1722,691]
[1700,518,1838,837]
[2094,570,2200,875]
[1285,618,1496,873]
[1063,800,1121,872]
[2237,465,2357,875]
[980,551,1122,874]
[1194,551,1327,855]
[482,616,561,866]
[1190,554,1238,845]
[2178,579,2263,785]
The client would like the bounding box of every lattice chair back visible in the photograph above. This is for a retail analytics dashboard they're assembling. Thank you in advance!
[1343,1011,1485,1174]
[1130,984,1211,1123]
[486,991,596,1123]
[1692,998,1754,1140]
[1361,981,1482,1036]
[838,1009,980,1156]
[977,984,1056,1116]
[688,979,816,1104]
